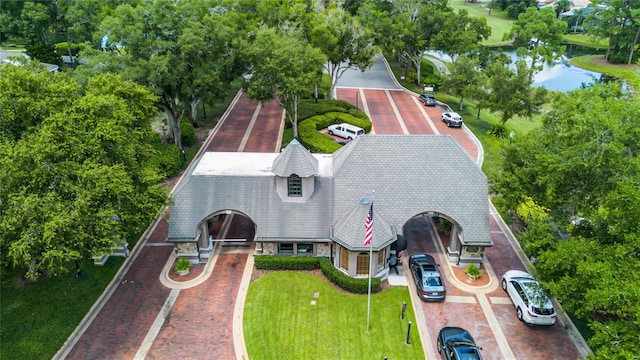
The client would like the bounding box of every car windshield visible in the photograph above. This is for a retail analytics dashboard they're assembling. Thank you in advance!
[521,281,552,307]
[425,276,442,287]
[454,346,481,360]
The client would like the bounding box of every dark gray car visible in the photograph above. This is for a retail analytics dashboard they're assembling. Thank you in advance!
[409,253,446,301]
[419,93,437,106]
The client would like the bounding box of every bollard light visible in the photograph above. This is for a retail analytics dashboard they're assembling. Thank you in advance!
[406,321,412,344]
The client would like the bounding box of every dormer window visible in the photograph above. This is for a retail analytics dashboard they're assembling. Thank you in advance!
[287,174,302,197]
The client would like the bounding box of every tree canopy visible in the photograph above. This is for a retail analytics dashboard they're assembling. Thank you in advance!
[0,64,168,279]
[493,83,640,358]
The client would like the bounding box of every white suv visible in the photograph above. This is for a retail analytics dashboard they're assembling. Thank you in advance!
[502,270,556,326]
[441,112,463,128]
[327,123,364,140]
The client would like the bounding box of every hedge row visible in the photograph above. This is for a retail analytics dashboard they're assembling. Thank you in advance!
[298,111,372,153]
[252,255,382,294]
[299,118,342,153]
[297,99,357,121]
[320,258,381,294]
[254,255,321,270]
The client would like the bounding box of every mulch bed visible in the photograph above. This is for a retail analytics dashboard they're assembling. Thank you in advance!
[167,260,206,282]
[451,265,491,287]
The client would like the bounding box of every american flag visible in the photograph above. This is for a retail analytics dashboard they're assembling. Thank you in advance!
[364,202,373,246]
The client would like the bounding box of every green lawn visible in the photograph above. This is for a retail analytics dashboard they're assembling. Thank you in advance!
[562,33,608,49]
[448,0,514,46]
[570,55,637,78]
[244,272,424,360]
[0,258,124,360]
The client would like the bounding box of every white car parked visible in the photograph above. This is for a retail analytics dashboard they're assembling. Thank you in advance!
[501,270,557,326]
[441,112,463,127]
[327,123,364,140]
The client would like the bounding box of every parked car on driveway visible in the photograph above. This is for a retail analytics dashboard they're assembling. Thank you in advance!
[419,93,437,106]
[501,270,557,326]
[437,326,483,360]
[327,123,364,140]
[441,112,463,127]
[409,253,446,301]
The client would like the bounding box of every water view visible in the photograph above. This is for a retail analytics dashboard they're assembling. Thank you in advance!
[425,50,602,93]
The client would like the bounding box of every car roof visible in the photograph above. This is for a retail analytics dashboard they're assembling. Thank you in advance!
[440,326,475,345]
[446,112,461,117]
[411,253,436,264]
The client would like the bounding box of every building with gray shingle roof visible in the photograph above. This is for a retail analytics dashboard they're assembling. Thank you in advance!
[168,135,492,277]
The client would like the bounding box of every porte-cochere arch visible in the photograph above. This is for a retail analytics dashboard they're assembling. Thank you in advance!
[168,135,493,275]
[401,211,489,266]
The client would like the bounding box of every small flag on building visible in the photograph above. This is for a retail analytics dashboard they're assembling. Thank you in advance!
[364,202,373,246]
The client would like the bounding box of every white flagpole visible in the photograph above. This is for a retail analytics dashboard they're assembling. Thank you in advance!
[366,191,375,332]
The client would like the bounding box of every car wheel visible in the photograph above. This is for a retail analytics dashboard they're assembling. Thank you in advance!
[328,130,334,135]
[437,338,442,353]
[517,307,523,321]
[347,136,353,140]
[447,122,451,127]
[501,279,507,291]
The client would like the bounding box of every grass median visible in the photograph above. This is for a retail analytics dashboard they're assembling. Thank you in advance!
[244,271,424,360]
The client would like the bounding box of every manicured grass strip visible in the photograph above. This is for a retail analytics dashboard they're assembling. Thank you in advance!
[244,272,423,360]
[562,34,608,49]
[1,258,124,360]
[569,55,637,78]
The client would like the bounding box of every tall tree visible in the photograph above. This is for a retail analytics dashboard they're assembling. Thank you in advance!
[431,8,491,62]
[504,6,567,82]
[589,0,640,64]
[441,54,485,111]
[244,27,326,139]
[310,8,376,100]
[0,66,168,279]
[477,58,547,128]
[98,0,246,148]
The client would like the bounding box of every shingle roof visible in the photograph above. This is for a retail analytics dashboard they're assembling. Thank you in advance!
[168,135,491,247]
[271,139,319,177]
[332,135,490,246]
[332,198,396,251]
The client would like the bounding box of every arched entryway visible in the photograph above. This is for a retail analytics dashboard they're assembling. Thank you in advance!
[173,210,257,263]
[402,212,483,267]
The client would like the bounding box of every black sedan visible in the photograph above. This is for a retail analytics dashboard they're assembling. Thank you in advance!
[437,327,483,360]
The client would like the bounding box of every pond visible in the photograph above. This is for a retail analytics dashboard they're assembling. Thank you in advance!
[425,50,603,93]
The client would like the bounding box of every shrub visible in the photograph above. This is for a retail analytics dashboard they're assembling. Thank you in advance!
[488,123,506,138]
[149,143,182,179]
[297,99,357,121]
[464,264,482,281]
[254,255,321,270]
[298,118,343,153]
[175,258,192,273]
[320,258,381,294]
[180,120,196,147]
[253,256,381,294]
[54,42,84,57]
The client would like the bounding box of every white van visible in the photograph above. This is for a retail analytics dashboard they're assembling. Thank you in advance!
[327,123,365,140]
